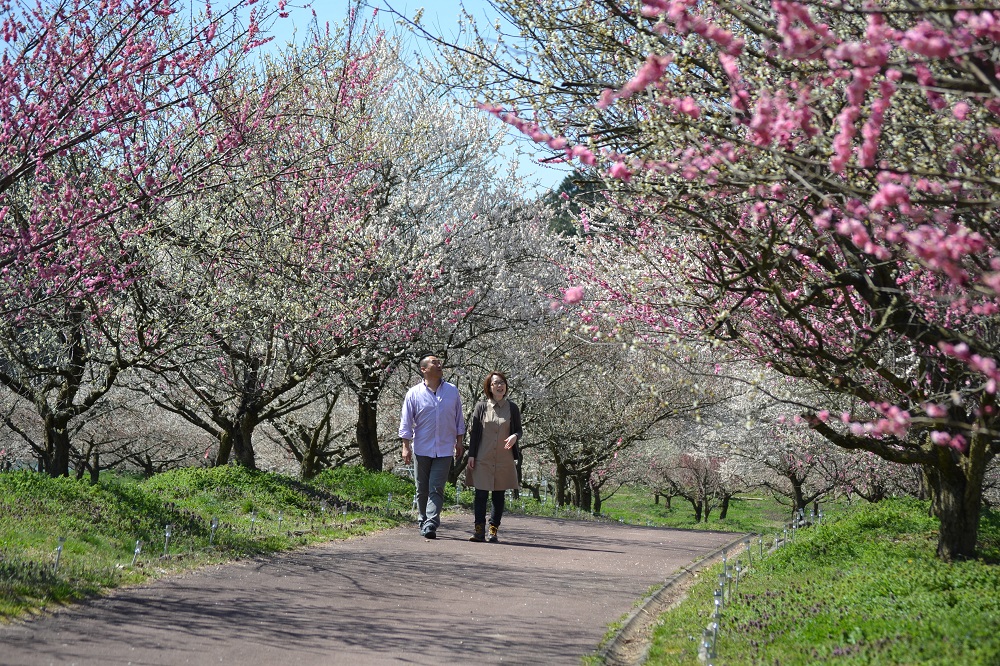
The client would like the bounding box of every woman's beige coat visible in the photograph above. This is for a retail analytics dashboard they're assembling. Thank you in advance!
[467,399,522,491]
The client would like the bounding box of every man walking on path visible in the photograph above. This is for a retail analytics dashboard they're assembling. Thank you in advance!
[399,353,465,539]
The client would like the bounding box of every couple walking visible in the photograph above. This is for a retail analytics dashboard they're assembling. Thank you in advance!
[398,353,522,542]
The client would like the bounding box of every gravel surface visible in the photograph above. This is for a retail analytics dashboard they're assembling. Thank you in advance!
[0,514,737,665]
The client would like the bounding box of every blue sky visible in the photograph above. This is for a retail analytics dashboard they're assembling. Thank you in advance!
[270,0,571,195]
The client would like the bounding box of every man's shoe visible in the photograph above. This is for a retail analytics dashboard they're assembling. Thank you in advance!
[423,530,437,539]
[487,524,499,543]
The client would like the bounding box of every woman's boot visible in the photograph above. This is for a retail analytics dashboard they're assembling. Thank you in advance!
[469,523,486,542]
[487,523,499,543]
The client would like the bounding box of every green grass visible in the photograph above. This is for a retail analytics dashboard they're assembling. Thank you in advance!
[0,466,411,620]
[597,486,796,535]
[646,498,1000,665]
[446,484,807,534]
[312,466,417,512]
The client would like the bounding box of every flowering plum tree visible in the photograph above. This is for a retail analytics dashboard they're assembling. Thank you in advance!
[426,0,1000,559]
[264,379,356,478]
[0,0,285,477]
[740,418,846,513]
[323,58,549,472]
[708,369,849,513]
[844,450,925,503]
[142,14,407,471]
[635,403,755,522]
[507,336,713,511]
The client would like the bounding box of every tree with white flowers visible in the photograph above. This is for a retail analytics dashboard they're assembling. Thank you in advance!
[141,14,426,470]
[324,60,556,471]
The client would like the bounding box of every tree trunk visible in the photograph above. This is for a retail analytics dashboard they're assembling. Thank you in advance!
[232,414,257,470]
[300,445,319,480]
[690,497,702,522]
[351,365,385,472]
[593,485,602,515]
[916,469,929,501]
[925,459,983,561]
[579,479,592,513]
[356,397,383,471]
[227,359,261,470]
[216,432,233,466]
[44,417,71,478]
[790,476,806,513]
[135,453,155,478]
[703,497,712,522]
[719,495,730,519]
[555,463,568,506]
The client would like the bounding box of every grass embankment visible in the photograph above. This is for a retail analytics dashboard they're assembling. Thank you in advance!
[0,466,415,620]
[645,498,1000,665]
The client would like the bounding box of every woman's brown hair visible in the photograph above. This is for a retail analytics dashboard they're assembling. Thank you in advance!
[483,371,509,400]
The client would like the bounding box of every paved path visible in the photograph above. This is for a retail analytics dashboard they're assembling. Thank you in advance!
[0,515,739,665]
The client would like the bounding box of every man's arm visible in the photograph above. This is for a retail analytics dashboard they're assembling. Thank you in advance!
[399,392,415,464]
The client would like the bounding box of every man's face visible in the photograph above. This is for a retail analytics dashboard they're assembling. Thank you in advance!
[420,356,443,381]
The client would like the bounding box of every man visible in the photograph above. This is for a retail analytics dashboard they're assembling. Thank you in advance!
[399,353,465,539]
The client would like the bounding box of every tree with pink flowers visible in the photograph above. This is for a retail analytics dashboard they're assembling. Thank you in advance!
[0,0,285,477]
[423,0,1000,559]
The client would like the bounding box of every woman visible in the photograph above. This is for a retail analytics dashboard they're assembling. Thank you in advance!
[466,371,523,543]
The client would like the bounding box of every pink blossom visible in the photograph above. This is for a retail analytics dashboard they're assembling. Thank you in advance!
[569,145,598,166]
[957,10,1000,41]
[640,0,670,18]
[901,22,953,59]
[869,182,910,212]
[924,403,948,418]
[774,0,834,57]
[939,342,971,360]
[830,107,859,173]
[678,96,700,118]
[596,89,617,110]
[564,286,585,304]
[608,161,632,181]
[915,63,946,110]
[600,54,673,109]
[931,431,968,453]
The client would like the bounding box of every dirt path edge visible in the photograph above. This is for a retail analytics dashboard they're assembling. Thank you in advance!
[596,533,751,665]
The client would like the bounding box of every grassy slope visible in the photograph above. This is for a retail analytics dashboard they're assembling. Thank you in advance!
[645,498,1000,665]
[0,466,415,619]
